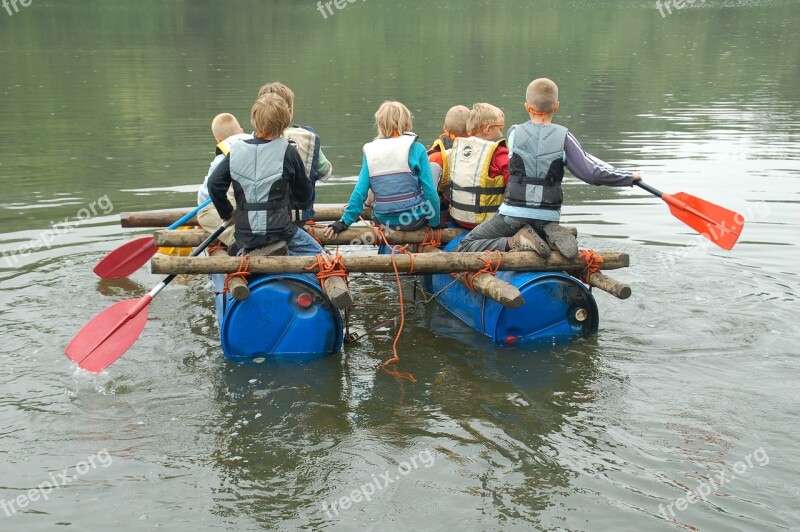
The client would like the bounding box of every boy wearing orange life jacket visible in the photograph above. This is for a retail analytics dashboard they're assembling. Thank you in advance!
[443,103,510,229]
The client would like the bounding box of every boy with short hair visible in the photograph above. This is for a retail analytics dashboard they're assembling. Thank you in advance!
[323,100,440,238]
[196,113,252,248]
[444,102,510,229]
[428,105,470,219]
[457,78,642,259]
[257,82,333,222]
[207,94,324,256]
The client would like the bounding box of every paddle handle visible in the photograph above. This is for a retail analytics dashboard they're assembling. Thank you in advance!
[635,180,663,198]
[166,198,213,230]
[153,219,232,298]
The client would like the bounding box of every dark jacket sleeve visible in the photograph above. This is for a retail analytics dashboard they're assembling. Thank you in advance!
[285,145,313,206]
[208,155,234,220]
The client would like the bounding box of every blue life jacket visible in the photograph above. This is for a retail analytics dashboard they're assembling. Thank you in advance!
[363,133,425,215]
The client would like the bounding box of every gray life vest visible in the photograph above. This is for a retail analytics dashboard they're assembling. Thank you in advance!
[504,121,569,214]
[284,125,322,223]
[229,138,292,247]
[363,133,425,215]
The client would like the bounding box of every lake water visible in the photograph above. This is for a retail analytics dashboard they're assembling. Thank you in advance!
[1,1,798,530]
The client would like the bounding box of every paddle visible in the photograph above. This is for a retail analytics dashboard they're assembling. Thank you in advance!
[93,198,213,279]
[635,181,744,250]
[67,219,231,373]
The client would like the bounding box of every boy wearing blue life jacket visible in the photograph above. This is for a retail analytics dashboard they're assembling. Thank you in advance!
[207,94,324,257]
[257,82,333,224]
[196,113,252,248]
[458,78,642,259]
[323,101,441,238]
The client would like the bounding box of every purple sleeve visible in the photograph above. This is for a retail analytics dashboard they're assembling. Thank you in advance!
[564,132,634,186]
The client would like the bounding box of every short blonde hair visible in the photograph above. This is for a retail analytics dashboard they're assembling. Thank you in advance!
[443,105,470,136]
[251,94,291,139]
[211,113,243,140]
[526,78,559,113]
[257,82,295,115]
[466,103,505,135]
[374,101,413,139]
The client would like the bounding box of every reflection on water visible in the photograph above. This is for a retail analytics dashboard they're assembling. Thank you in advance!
[0,0,798,530]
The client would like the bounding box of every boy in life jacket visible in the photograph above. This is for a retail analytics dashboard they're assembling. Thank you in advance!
[208,94,325,256]
[428,105,469,220]
[196,113,253,250]
[445,103,510,230]
[323,101,441,238]
[257,82,333,224]
[457,78,642,259]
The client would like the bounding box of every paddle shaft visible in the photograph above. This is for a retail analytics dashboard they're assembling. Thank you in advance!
[167,198,212,230]
[635,180,663,198]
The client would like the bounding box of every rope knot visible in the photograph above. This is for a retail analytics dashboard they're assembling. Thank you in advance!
[578,249,603,284]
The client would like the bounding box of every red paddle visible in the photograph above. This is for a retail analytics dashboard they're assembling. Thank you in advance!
[67,220,230,373]
[93,199,212,279]
[636,181,744,250]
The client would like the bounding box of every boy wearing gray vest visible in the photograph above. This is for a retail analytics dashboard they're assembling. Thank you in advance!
[207,94,324,257]
[457,78,642,259]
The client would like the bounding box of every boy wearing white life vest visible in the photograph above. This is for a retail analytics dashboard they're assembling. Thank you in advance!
[457,78,642,259]
[323,101,441,238]
[257,82,333,224]
[208,94,325,256]
[444,103,510,230]
[428,105,469,220]
[196,113,253,248]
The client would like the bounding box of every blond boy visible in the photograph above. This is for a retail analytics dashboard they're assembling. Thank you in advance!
[458,78,642,258]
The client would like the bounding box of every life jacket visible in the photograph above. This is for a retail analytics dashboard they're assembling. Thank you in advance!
[284,125,322,222]
[428,135,454,192]
[216,132,253,156]
[229,138,292,247]
[503,122,569,217]
[446,137,507,225]
[363,133,426,215]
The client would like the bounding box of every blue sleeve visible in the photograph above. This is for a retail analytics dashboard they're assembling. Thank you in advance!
[340,154,372,227]
[410,143,441,227]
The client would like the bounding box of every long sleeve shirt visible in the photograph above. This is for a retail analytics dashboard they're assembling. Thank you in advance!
[341,142,441,228]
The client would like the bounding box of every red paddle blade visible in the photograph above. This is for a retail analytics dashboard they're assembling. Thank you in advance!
[65,297,150,372]
[93,237,158,279]
[662,192,744,250]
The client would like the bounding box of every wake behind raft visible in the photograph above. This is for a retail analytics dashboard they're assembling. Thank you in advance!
[122,205,632,363]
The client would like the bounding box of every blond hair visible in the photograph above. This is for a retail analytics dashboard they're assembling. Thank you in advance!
[525,78,559,114]
[374,101,413,139]
[466,103,505,135]
[211,113,243,141]
[257,82,295,116]
[251,94,291,139]
[443,105,470,136]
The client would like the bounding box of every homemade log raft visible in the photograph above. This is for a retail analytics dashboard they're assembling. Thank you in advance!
[121,204,374,228]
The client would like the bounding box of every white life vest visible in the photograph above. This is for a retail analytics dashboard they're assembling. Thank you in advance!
[447,137,507,225]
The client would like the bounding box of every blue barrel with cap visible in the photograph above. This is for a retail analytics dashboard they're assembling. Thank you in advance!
[427,235,599,345]
[211,273,343,363]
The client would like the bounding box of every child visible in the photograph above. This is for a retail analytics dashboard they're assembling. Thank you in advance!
[323,101,441,238]
[207,94,325,256]
[257,82,333,223]
[196,113,252,248]
[445,103,510,229]
[457,78,642,259]
[428,105,469,220]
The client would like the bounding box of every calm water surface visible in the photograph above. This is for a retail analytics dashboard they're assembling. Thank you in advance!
[1,1,798,530]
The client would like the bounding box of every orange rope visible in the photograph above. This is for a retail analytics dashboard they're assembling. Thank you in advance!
[464,250,503,291]
[304,252,349,292]
[224,254,252,294]
[303,220,327,248]
[207,241,227,256]
[578,249,603,284]
[418,226,443,253]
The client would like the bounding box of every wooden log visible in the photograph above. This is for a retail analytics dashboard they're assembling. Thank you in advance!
[122,204,374,228]
[420,247,524,308]
[155,225,579,248]
[588,272,632,300]
[210,248,250,301]
[151,251,629,276]
[320,276,354,310]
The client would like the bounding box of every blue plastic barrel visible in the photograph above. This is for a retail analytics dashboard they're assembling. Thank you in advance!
[212,273,343,363]
[427,236,599,345]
